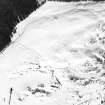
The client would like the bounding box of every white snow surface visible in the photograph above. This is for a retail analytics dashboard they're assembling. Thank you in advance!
[0,1,105,105]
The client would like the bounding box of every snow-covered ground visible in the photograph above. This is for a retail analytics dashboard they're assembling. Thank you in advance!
[0,1,105,105]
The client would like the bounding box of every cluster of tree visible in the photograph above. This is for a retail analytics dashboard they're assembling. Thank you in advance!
[0,0,38,51]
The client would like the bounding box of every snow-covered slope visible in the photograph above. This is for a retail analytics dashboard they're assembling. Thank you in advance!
[0,1,105,105]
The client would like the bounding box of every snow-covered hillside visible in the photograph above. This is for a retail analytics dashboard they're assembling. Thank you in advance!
[0,1,105,105]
